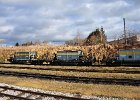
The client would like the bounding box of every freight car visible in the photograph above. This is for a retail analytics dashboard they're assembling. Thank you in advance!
[106,49,140,65]
[8,49,140,66]
[51,50,84,65]
[116,49,140,65]
[8,52,45,64]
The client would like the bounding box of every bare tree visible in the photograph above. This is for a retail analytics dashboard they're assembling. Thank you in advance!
[0,39,5,44]
[65,32,84,46]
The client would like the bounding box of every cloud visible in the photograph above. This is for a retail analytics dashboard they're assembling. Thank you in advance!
[0,0,140,45]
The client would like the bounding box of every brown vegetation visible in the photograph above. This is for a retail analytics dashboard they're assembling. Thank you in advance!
[0,44,117,63]
[84,27,107,45]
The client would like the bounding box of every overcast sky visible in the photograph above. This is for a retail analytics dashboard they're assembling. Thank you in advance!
[0,0,140,45]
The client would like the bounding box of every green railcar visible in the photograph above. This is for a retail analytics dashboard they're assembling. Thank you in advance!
[53,50,83,65]
[9,52,44,64]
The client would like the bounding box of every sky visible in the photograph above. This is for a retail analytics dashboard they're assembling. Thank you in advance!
[0,0,140,45]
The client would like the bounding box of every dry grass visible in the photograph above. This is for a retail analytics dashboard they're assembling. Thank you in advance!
[0,68,139,79]
[0,64,139,72]
[0,44,117,62]
[0,76,139,99]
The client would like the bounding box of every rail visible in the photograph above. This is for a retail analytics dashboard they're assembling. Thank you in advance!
[0,71,139,86]
[0,85,91,100]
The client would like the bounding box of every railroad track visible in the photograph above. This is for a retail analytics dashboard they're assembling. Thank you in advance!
[0,71,139,86]
[0,85,91,100]
[0,65,139,74]
[1,62,140,67]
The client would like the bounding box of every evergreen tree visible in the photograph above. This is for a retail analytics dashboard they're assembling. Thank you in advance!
[15,42,19,46]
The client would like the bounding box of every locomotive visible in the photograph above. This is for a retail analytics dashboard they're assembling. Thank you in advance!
[8,49,140,66]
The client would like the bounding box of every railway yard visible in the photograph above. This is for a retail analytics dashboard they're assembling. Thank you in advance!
[0,64,139,99]
[1,0,140,99]
[0,45,139,99]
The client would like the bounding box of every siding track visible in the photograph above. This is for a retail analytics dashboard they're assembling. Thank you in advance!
[0,71,139,86]
[0,65,139,74]
[0,85,90,100]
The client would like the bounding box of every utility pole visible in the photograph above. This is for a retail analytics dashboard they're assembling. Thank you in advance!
[123,18,127,46]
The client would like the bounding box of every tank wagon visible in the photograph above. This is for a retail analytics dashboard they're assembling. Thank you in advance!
[8,52,45,64]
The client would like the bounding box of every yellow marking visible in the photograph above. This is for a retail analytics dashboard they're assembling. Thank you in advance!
[133,52,140,54]
[15,54,29,56]
[119,51,140,55]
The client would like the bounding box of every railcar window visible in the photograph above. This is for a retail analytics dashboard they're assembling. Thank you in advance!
[128,55,132,59]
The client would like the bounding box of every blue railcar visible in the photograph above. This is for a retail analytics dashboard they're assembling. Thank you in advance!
[9,52,44,64]
[106,49,140,65]
[53,50,83,65]
[116,49,140,65]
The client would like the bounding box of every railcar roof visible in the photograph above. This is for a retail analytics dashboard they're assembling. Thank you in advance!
[119,49,140,51]
[15,52,29,53]
[57,50,82,53]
